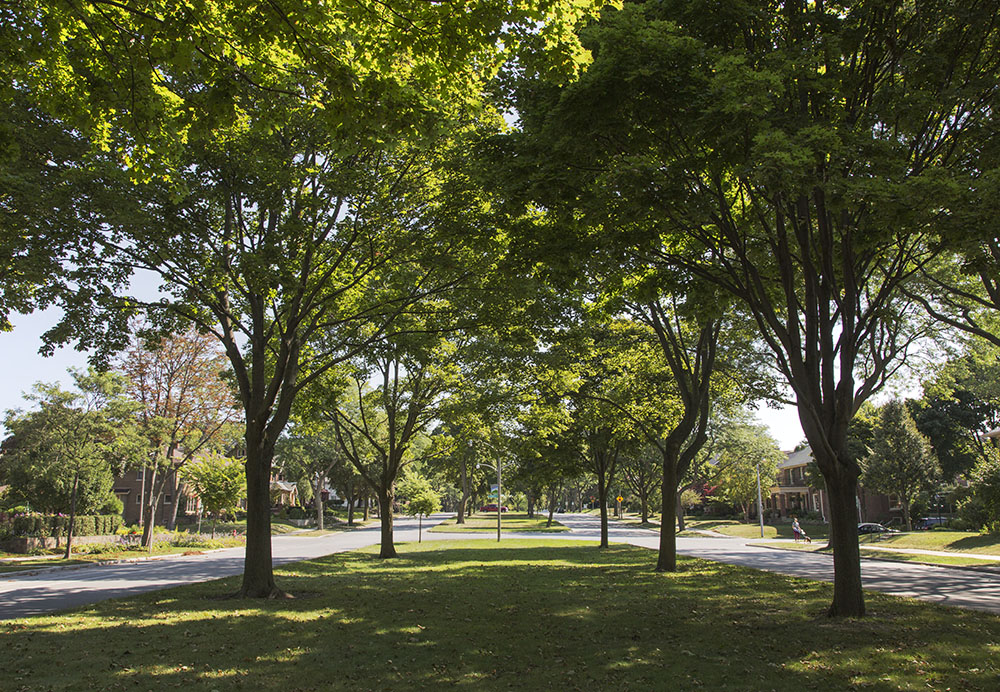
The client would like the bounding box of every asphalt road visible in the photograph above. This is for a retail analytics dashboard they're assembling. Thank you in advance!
[4,512,1000,619]
[0,517,420,620]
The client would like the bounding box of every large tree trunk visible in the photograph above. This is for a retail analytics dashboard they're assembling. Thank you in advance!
[657,459,679,572]
[377,488,397,558]
[597,471,609,548]
[456,453,469,524]
[363,494,370,521]
[239,438,283,598]
[346,483,356,526]
[826,474,865,617]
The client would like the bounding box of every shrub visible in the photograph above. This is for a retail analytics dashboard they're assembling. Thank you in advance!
[2,514,122,538]
[286,506,308,520]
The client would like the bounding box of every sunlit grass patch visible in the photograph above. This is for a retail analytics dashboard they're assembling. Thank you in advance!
[3,539,1000,691]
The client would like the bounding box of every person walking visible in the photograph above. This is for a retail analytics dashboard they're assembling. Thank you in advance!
[791,515,811,543]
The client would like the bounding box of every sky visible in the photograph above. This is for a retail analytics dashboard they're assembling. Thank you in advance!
[0,306,809,448]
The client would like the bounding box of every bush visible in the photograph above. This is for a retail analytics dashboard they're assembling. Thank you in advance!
[1,514,122,538]
[286,506,308,520]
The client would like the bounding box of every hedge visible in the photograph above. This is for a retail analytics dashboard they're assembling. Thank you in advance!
[2,514,123,538]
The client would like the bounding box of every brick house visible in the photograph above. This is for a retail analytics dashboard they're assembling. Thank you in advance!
[113,448,195,527]
[768,445,893,523]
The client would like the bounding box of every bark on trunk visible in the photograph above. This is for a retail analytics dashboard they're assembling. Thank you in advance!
[457,453,469,524]
[378,490,397,558]
[598,475,609,549]
[238,441,284,598]
[64,471,80,559]
[826,476,865,617]
[315,476,324,530]
[657,461,679,572]
[363,495,370,521]
[675,493,685,532]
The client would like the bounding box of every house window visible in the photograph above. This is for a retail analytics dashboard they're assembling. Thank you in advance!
[136,469,144,480]
[164,494,173,505]
[135,495,142,505]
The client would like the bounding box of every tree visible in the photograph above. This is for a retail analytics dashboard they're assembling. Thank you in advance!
[913,339,1000,481]
[8,0,613,599]
[0,369,143,557]
[620,445,662,524]
[275,422,344,530]
[495,0,1000,617]
[118,328,241,545]
[709,421,783,523]
[328,333,461,558]
[862,400,941,532]
[399,473,442,543]
[181,453,247,539]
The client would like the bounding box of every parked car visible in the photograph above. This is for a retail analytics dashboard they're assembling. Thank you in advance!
[479,504,509,512]
[857,522,898,535]
[917,516,949,530]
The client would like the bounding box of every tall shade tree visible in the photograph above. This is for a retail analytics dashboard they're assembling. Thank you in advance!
[495,0,1000,617]
[0,370,144,557]
[118,328,241,545]
[6,0,614,599]
[862,400,941,532]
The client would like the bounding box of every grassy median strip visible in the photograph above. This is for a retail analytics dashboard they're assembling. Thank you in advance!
[4,539,1000,691]
[428,513,569,533]
[766,541,1000,569]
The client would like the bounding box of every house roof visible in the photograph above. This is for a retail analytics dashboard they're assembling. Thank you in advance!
[271,480,297,492]
[778,445,813,470]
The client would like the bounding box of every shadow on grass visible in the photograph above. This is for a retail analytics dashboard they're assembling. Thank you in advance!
[3,541,999,691]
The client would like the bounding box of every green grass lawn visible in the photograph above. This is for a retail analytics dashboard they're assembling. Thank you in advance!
[4,540,1000,691]
[875,530,1000,556]
[767,541,1000,568]
[428,513,569,533]
[685,519,830,540]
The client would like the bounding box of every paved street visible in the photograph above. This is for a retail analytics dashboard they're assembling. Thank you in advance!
[4,512,1000,619]
[0,517,422,620]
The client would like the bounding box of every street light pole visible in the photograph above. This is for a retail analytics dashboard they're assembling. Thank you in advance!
[475,453,504,543]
